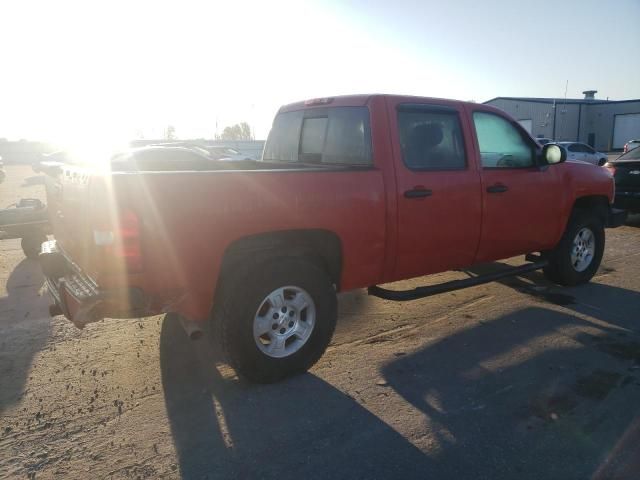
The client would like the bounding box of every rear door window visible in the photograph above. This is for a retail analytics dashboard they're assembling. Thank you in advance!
[263,107,372,166]
[397,106,466,170]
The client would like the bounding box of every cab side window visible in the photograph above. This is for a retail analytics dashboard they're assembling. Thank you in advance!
[473,112,534,168]
[398,106,466,171]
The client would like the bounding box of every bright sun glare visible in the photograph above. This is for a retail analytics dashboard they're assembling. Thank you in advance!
[0,0,471,160]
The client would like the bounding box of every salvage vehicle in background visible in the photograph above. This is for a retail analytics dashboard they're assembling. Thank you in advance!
[0,198,50,258]
[556,142,608,166]
[606,146,640,213]
[205,145,253,161]
[39,94,624,383]
[0,156,5,183]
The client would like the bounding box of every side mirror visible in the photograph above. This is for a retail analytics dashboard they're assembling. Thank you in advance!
[542,143,566,165]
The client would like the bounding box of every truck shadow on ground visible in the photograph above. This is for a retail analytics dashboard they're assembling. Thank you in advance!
[160,269,640,479]
[0,258,51,416]
[160,317,432,480]
[467,262,640,331]
[381,299,640,479]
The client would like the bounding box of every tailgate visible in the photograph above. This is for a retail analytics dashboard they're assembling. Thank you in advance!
[45,165,109,278]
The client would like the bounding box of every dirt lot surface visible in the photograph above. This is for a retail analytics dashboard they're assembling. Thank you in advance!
[1,164,640,479]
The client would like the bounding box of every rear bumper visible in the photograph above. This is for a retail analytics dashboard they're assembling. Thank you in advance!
[613,192,640,214]
[606,207,628,228]
[40,240,149,328]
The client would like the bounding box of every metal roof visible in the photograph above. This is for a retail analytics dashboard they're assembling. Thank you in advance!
[484,96,640,106]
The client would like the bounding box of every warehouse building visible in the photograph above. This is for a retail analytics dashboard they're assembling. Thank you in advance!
[484,90,640,151]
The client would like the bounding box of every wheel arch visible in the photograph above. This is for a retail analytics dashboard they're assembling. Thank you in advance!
[215,229,343,297]
[571,195,609,224]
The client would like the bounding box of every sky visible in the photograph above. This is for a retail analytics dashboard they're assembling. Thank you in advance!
[0,0,638,148]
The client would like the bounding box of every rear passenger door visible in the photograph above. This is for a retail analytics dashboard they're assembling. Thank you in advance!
[390,101,482,280]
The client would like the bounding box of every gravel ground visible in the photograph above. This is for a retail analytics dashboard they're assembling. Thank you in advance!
[1,164,640,479]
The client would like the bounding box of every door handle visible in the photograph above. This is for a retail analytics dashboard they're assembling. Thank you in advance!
[486,184,508,193]
[404,188,432,199]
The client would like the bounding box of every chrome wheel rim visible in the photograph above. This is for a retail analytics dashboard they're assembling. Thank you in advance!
[571,227,595,272]
[253,286,316,358]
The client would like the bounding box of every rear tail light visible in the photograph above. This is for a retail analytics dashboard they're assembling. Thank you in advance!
[92,208,143,273]
[118,209,143,272]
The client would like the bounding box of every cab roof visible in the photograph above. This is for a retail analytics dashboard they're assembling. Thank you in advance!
[278,94,481,113]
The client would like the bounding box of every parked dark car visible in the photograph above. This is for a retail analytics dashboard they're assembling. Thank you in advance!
[606,147,640,213]
[624,139,640,154]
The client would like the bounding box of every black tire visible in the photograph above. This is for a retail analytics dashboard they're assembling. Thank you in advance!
[21,233,47,259]
[543,209,604,286]
[211,257,337,383]
[598,157,607,166]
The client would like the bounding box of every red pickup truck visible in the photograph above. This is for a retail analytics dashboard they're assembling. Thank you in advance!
[40,94,624,383]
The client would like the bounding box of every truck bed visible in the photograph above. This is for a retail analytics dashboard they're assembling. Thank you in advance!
[47,161,387,321]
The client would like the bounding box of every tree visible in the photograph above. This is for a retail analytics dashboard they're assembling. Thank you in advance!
[216,122,253,141]
[165,125,177,140]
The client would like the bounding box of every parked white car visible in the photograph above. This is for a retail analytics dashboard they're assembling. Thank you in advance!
[555,142,608,166]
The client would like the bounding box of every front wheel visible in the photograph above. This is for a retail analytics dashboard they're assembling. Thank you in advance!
[211,257,337,383]
[543,209,604,286]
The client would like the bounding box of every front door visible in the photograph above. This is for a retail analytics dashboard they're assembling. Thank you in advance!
[390,100,482,280]
[469,108,564,262]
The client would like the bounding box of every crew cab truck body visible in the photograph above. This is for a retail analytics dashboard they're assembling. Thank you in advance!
[41,94,623,383]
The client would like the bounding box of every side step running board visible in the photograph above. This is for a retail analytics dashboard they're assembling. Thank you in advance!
[368,260,548,302]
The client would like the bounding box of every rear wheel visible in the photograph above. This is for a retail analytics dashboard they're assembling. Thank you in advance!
[211,257,337,383]
[543,209,604,286]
